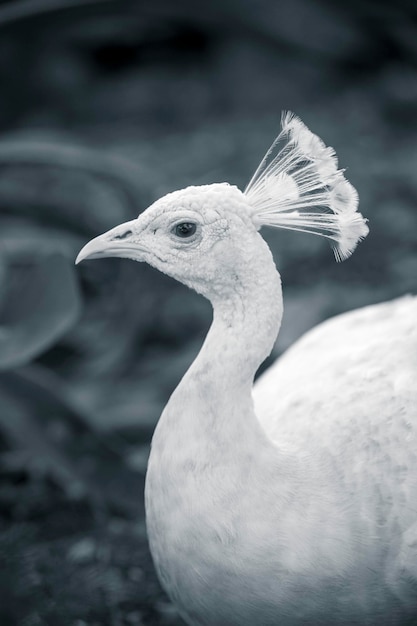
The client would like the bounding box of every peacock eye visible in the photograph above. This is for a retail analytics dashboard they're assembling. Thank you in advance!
[173,222,197,238]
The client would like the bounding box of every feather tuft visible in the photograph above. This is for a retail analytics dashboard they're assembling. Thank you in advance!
[263,172,299,202]
[330,177,359,214]
[245,112,368,261]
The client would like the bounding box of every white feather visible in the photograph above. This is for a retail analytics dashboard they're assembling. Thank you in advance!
[244,112,369,261]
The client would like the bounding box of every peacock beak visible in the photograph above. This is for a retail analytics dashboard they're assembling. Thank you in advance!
[75,219,145,264]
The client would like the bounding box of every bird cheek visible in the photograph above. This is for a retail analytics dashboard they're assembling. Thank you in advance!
[209,219,230,241]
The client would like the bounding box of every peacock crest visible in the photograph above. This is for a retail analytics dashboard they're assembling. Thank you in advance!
[244,112,369,261]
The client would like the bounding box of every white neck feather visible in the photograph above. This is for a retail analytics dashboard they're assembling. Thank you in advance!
[154,233,283,462]
[196,234,283,389]
[162,235,283,460]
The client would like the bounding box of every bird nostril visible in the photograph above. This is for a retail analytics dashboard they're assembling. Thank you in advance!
[113,229,133,240]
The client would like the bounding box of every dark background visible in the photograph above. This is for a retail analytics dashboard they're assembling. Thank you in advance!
[0,1,416,624]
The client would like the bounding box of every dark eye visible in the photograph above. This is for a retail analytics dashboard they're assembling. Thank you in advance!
[174,222,197,238]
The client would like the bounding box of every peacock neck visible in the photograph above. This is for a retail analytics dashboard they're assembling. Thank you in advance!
[156,234,284,455]
[195,235,283,390]
[148,232,283,458]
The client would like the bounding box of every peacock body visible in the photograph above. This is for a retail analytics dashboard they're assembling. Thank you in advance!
[77,114,417,625]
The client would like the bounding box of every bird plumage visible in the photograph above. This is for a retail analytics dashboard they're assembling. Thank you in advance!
[245,111,368,261]
[76,114,417,625]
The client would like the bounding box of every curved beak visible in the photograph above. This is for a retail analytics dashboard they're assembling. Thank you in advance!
[75,219,144,265]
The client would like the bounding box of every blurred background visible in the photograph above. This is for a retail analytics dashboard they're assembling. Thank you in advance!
[0,0,416,624]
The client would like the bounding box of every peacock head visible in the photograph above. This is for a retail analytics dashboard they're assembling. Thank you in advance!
[77,113,369,294]
[76,182,262,296]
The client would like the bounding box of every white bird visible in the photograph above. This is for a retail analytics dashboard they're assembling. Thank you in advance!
[76,113,417,625]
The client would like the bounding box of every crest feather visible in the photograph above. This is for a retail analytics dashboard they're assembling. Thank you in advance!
[244,112,369,261]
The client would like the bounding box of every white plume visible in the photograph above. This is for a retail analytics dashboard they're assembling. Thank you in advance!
[244,112,369,261]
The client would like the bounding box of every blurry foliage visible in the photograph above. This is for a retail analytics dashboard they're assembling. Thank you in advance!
[0,252,79,370]
[0,0,416,624]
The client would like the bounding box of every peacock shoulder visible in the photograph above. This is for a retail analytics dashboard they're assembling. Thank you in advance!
[254,295,417,436]
[254,295,417,534]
